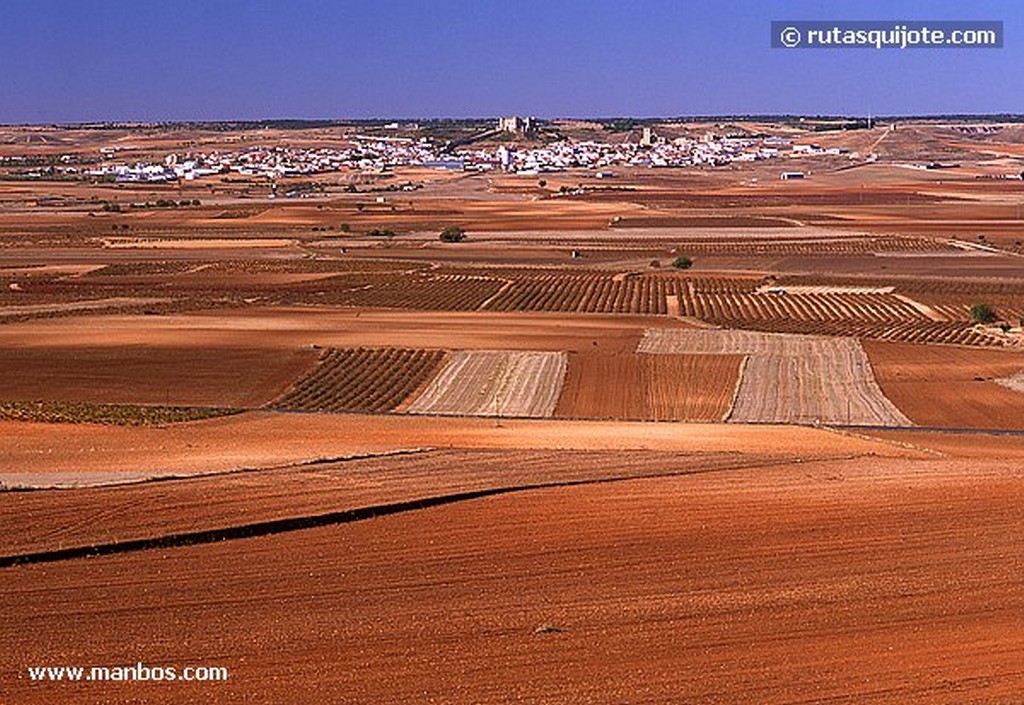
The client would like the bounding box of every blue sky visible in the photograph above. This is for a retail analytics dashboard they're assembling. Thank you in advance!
[0,0,1019,123]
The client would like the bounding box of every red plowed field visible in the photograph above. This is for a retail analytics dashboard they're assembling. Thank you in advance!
[556,353,743,421]
[863,340,1024,429]
[2,455,1022,704]
[0,345,318,407]
[0,449,767,557]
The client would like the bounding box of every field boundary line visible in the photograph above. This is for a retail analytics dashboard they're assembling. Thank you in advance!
[1,447,439,492]
[724,355,749,422]
[820,426,947,458]
[0,452,877,569]
[476,277,515,311]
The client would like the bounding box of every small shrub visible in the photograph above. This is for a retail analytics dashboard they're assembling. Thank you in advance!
[672,256,693,270]
[439,226,466,243]
[969,303,997,324]
[366,228,397,238]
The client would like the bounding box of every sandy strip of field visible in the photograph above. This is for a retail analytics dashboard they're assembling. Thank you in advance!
[639,329,911,426]
[0,264,106,276]
[0,308,662,354]
[755,284,895,295]
[0,411,926,487]
[101,238,296,249]
[405,350,567,417]
[0,296,171,317]
[892,292,949,321]
[457,226,882,242]
[2,454,1022,703]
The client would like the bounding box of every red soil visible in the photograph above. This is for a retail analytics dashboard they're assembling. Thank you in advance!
[556,353,743,421]
[0,345,318,407]
[0,412,921,487]
[863,340,1024,429]
[1,455,1021,704]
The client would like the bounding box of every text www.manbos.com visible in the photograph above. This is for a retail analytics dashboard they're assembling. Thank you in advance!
[772,21,1003,49]
[27,662,228,683]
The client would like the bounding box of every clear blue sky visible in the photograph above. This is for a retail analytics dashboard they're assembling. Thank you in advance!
[0,0,1019,123]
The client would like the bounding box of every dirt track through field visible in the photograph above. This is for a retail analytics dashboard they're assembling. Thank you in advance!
[639,329,910,425]
[405,350,567,417]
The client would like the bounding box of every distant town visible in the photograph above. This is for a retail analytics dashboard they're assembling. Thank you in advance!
[0,116,856,185]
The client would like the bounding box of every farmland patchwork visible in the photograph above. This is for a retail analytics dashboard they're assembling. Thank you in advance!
[638,329,911,426]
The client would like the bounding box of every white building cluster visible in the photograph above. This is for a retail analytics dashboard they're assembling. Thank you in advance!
[23,130,848,183]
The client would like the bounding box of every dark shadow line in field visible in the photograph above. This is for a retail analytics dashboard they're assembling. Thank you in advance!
[1,446,438,493]
[0,453,859,569]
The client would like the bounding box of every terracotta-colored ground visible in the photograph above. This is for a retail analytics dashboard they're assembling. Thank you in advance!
[0,345,317,407]
[0,308,667,354]
[6,126,1024,704]
[555,352,743,421]
[0,448,773,557]
[2,455,1022,704]
[0,412,919,487]
[863,340,1024,429]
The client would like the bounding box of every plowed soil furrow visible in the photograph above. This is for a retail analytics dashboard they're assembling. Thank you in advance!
[640,329,910,425]
[273,347,448,413]
[2,456,1023,704]
[555,353,743,422]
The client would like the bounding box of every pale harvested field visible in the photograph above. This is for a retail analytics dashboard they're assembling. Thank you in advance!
[639,329,910,426]
[997,371,1024,394]
[406,350,567,417]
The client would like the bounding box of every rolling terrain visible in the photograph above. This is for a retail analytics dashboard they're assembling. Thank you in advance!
[3,121,1024,704]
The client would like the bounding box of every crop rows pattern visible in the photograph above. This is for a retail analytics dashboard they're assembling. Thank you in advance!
[638,329,911,426]
[274,347,447,412]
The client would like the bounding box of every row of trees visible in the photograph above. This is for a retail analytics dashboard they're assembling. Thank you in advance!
[100,199,201,212]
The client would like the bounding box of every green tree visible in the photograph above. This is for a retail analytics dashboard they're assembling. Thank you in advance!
[439,226,466,243]
[672,256,693,270]
[969,303,997,324]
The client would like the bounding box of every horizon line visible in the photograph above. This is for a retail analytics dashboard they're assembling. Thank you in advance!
[5,112,1024,129]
